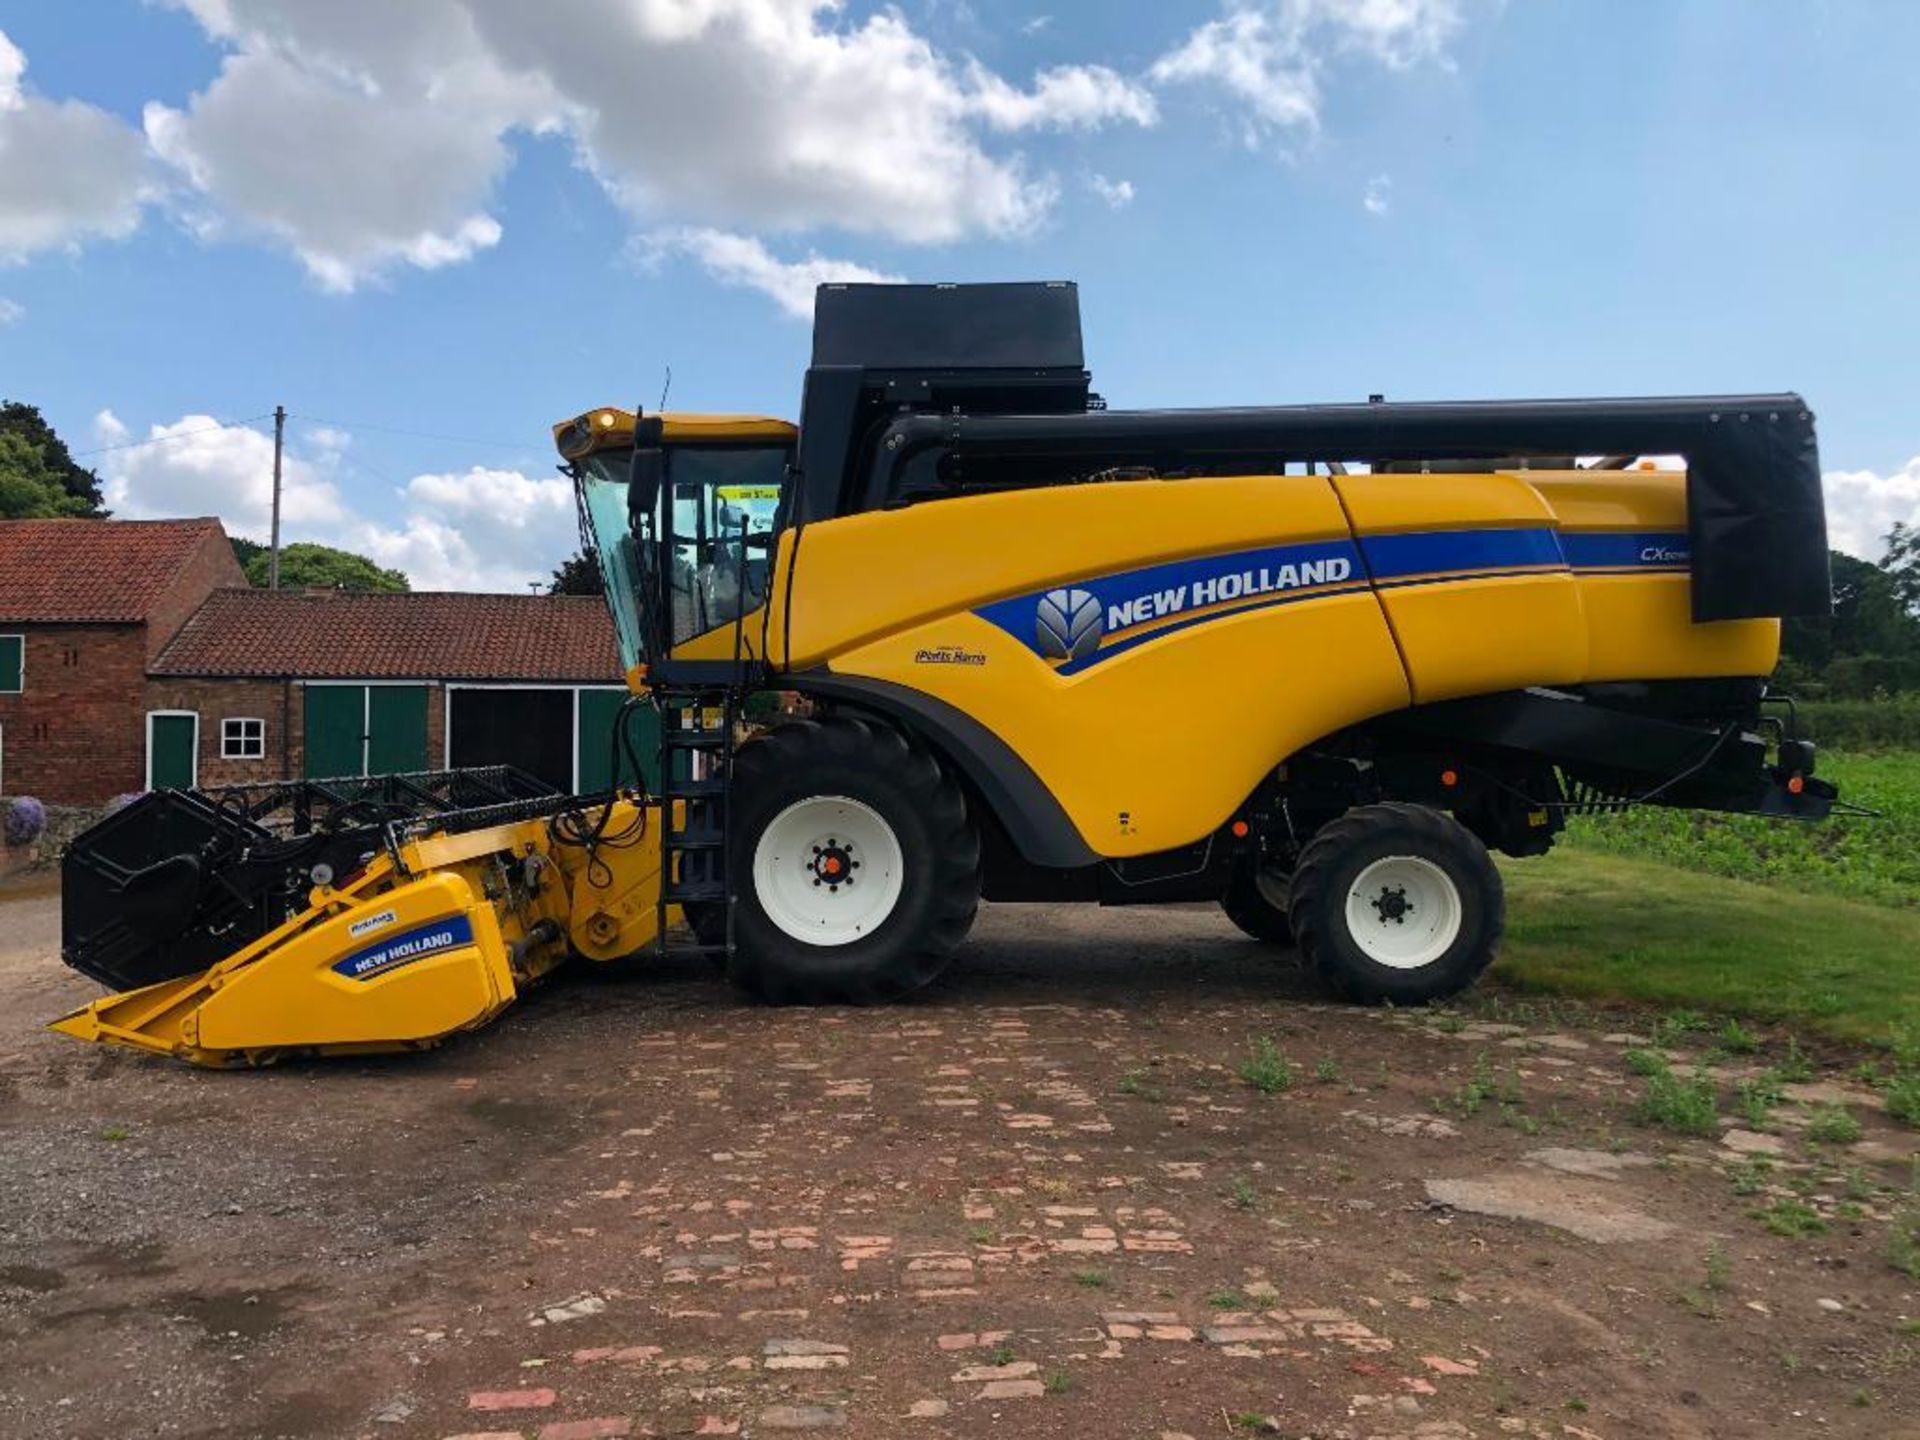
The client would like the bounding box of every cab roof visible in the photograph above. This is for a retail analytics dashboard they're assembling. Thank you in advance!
[553,407,795,461]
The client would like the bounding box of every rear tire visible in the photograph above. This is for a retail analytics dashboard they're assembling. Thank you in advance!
[727,717,980,1004]
[1220,859,1294,946]
[1288,802,1502,1005]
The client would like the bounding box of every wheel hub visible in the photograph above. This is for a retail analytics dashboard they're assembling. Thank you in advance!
[1370,884,1413,924]
[807,839,861,891]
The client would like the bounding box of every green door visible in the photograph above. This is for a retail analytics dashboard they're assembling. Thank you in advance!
[577,689,658,792]
[367,685,429,775]
[304,686,366,779]
[148,713,197,790]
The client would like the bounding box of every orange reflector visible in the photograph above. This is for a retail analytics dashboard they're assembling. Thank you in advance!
[1230,820,1250,838]
[1787,774,1805,794]
[1440,769,1458,788]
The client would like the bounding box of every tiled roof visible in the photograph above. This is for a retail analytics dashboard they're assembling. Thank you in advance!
[150,588,623,682]
[0,518,227,623]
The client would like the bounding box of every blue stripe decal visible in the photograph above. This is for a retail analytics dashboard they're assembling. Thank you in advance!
[1362,526,1566,583]
[1560,531,1691,571]
[331,914,476,981]
[972,525,1693,676]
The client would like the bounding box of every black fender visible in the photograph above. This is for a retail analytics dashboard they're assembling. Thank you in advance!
[786,670,1098,869]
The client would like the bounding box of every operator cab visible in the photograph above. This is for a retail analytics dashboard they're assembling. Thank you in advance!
[556,408,794,678]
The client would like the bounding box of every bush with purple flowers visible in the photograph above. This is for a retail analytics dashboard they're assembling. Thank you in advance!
[4,796,47,847]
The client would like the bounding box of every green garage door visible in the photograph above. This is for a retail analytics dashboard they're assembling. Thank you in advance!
[577,689,658,793]
[368,686,429,774]
[304,685,430,778]
[147,713,198,790]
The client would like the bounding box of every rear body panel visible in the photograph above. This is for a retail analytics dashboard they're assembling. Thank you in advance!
[757,467,1779,858]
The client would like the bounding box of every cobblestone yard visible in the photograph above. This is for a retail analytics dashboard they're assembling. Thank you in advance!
[2,879,1917,1439]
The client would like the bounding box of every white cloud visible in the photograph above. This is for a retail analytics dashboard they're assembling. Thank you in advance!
[1152,0,1461,146]
[96,410,350,531]
[1086,173,1136,209]
[0,29,154,262]
[1021,16,1053,35]
[95,411,576,591]
[0,296,22,327]
[142,31,530,292]
[964,62,1157,132]
[354,466,578,592]
[1823,458,1920,561]
[135,0,1160,294]
[1363,173,1391,215]
[652,228,906,320]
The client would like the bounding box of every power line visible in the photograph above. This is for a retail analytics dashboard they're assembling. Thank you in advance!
[70,413,276,459]
[290,412,533,452]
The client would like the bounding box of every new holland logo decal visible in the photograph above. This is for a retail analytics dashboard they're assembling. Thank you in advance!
[1035,587,1103,661]
[977,538,1366,676]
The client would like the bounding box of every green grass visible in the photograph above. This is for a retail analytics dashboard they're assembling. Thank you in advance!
[1635,1067,1720,1136]
[1563,750,1920,910]
[1806,1105,1863,1145]
[1755,1198,1829,1238]
[1070,1268,1109,1289]
[1237,1037,1295,1095]
[1499,847,1920,1042]
[1887,1073,1920,1126]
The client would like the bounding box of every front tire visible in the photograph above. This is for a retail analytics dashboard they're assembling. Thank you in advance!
[727,717,980,1004]
[1288,802,1502,1005]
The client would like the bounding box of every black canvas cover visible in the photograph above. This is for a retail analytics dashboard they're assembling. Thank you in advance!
[812,281,1084,371]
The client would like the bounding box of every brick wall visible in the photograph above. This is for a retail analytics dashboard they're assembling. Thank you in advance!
[145,530,248,663]
[0,624,149,804]
[134,679,447,786]
[144,677,298,788]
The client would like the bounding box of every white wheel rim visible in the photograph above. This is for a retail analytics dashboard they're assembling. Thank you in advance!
[752,795,904,947]
[1344,855,1462,970]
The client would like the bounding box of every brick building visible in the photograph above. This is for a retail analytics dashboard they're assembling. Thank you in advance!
[148,588,641,796]
[0,518,245,802]
[1,518,640,805]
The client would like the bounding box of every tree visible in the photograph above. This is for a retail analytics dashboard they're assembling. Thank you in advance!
[0,402,108,518]
[547,547,604,596]
[1780,546,1920,696]
[1885,521,1920,618]
[230,538,410,592]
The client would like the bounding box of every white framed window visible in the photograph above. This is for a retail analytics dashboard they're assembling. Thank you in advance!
[221,717,267,760]
[0,634,22,694]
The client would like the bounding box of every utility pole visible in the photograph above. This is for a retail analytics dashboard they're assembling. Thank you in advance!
[268,404,286,590]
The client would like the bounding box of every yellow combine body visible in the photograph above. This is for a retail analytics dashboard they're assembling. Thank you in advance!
[53,281,1839,1065]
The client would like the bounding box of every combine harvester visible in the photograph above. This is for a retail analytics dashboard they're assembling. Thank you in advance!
[54,282,1839,1067]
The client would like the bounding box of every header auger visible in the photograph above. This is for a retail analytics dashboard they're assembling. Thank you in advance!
[53,281,1839,1066]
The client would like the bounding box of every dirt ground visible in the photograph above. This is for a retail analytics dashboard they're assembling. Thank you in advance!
[2,872,1917,1440]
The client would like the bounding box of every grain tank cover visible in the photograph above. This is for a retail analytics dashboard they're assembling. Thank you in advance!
[811,281,1085,373]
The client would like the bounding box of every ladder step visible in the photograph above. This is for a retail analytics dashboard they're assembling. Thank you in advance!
[664,880,731,902]
[665,942,734,959]
[663,729,731,749]
[662,777,729,798]
[664,830,727,851]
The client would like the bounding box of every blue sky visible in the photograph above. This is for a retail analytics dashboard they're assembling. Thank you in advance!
[2,0,1915,589]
